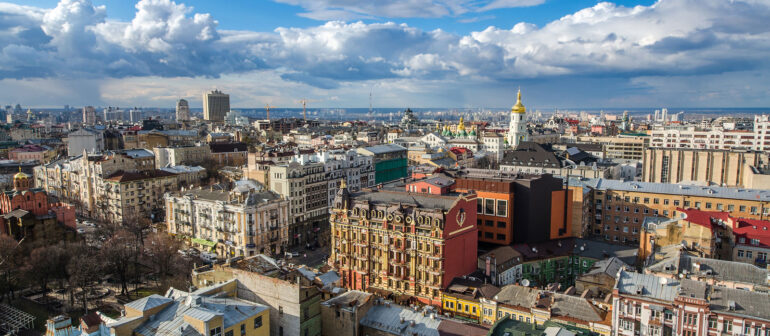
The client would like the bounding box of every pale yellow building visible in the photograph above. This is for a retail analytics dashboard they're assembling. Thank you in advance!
[643,147,770,188]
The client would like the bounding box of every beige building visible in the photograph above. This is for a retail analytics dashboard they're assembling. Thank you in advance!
[270,161,328,247]
[570,135,648,161]
[642,147,770,188]
[154,145,211,168]
[34,149,180,222]
[166,184,290,257]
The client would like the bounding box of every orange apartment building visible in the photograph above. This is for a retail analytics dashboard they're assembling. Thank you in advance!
[579,178,770,245]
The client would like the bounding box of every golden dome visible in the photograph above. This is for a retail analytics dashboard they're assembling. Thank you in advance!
[512,89,526,114]
[458,116,466,131]
[13,168,29,181]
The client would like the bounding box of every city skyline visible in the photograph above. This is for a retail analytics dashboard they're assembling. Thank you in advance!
[1,0,770,108]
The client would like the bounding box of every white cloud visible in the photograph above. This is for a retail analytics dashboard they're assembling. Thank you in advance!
[274,0,545,20]
[1,0,770,107]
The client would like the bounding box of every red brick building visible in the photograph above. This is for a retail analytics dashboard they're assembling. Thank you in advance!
[0,171,76,244]
[329,182,478,306]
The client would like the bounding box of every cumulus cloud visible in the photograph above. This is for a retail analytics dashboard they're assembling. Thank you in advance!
[1,0,770,106]
[273,0,546,20]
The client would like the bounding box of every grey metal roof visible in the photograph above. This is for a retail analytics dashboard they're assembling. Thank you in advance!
[647,253,770,286]
[321,290,372,310]
[550,294,603,322]
[572,238,638,266]
[124,294,172,312]
[359,144,407,155]
[494,285,538,308]
[709,286,770,320]
[130,291,268,336]
[585,257,628,277]
[352,190,459,211]
[360,303,441,336]
[580,178,770,202]
[616,270,679,302]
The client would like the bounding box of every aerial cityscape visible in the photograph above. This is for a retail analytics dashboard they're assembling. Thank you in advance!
[1,1,770,336]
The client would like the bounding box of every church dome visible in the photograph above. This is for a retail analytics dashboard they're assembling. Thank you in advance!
[512,89,526,114]
[13,171,29,181]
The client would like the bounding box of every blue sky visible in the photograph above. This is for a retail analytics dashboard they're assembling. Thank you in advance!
[0,0,768,108]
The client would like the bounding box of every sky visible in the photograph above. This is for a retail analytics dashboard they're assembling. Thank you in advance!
[0,0,769,109]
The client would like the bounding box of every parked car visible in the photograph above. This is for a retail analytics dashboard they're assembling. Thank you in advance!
[200,252,218,264]
[76,228,86,234]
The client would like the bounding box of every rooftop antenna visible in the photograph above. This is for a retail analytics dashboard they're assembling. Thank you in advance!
[369,88,373,116]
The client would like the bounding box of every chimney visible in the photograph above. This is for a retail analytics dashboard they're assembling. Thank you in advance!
[485,256,492,277]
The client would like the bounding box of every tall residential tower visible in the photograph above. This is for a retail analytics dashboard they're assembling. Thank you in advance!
[202,90,230,122]
[175,99,190,121]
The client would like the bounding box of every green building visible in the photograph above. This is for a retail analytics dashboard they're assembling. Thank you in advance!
[487,317,599,336]
[357,144,408,184]
[508,238,637,289]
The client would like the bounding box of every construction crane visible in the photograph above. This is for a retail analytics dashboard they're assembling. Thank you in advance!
[265,104,274,121]
[298,99,319,122]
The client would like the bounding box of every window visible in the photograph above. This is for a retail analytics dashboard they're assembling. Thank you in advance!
[665,312,673,321]
[472,306,477,314]
[485,232,493,239]
[240,324,245,336]
[747,251,753,259]
[620,319,633,331]
[738,250,745,257]
[695,202,701,209]
[751,206,758,214]
[728,204,735,211]
[743,326,751,334]
[706,202,712,209]
[644,198,650,204]
[497,221,506,228]
[684,201,690,207]
[485,220,494,227]
[740,205,747,212]
[716,203,723,211]
[674,200,680,206]
[708,317,717,329]
[210,327,222,336]
[663,199,669,205]
[254,316,263,329]
[497,234,505,241]
[684,313,697,326]
[496,200,507,216]
[485,199,495,215]
[225,331,233,336]
[723,320,732,332]
[477,200,483,213]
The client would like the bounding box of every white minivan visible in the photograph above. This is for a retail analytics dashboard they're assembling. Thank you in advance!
[201,252,218,264]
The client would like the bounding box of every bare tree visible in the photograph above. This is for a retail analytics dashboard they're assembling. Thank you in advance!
[0,236,23,302]
[100,230,138,296]
[145,233,189,288]
[23,244,69,293]
[67,243,100,313]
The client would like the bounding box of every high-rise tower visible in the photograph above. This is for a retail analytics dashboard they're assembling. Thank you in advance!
[176,99,190,121]
[202,90,229,122]
[507,89,528,148]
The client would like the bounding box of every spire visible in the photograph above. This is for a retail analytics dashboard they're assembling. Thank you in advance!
[512,88,526,114]
[339,178,347,190]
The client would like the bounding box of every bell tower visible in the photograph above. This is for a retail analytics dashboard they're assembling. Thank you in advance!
[507,89,528,148]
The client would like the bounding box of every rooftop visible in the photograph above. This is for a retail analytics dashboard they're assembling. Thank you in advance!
[351,189,462,211]
[360,302,441,336]
[577,178,770,202]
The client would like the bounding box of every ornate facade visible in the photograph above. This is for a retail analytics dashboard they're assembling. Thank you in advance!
[329,182,478,306]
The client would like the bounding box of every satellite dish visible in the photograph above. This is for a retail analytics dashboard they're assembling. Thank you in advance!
[520,279,530,287]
